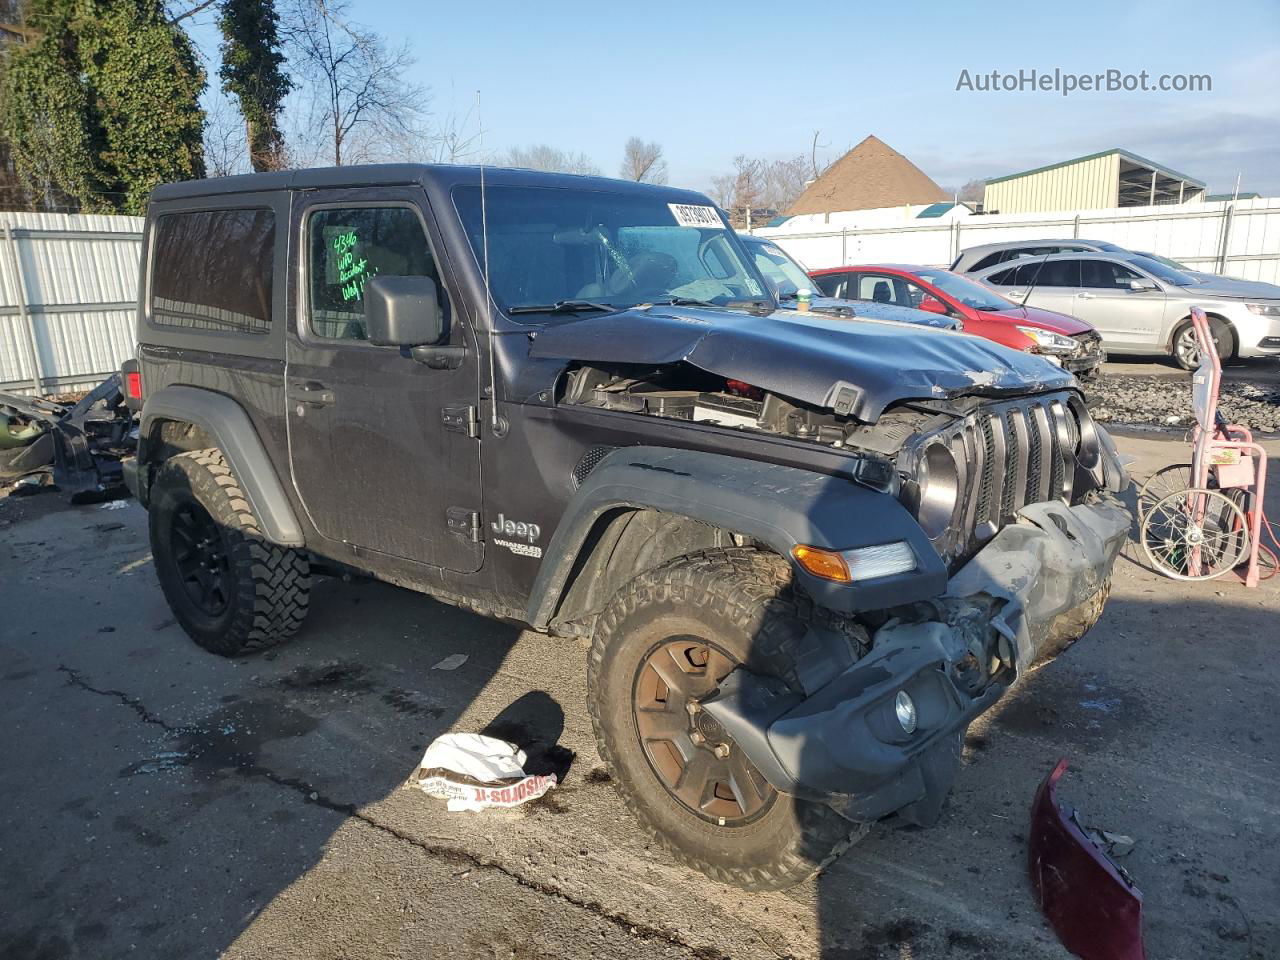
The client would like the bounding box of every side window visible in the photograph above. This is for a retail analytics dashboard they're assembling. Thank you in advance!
[856,274,903,304]
[151,208,274,334]
[1081,260,1141,288]
[811,273,847,298]
[306,205,445,341]
[970,252,1006,272]
[985,267,1015,285]
[1036,260,1081,287]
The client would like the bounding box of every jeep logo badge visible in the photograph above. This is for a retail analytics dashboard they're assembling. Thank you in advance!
[491,513,541,543]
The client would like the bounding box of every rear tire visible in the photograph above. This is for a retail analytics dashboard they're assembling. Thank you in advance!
[587,548,867,890]
[149,448,310,656]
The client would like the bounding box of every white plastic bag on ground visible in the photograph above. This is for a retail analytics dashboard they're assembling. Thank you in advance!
[409,732,557,812]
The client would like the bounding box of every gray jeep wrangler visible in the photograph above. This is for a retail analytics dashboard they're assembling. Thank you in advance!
[122,164,1129,889]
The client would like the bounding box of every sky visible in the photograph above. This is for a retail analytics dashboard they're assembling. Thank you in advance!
[183,0,1280,196]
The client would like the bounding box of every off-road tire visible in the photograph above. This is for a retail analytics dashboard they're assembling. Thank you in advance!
[1036,575,1112,663]
[149,448,310,656]
[587,547,868,890]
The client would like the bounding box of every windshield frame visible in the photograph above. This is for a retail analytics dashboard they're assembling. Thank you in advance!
[449,183,778,324]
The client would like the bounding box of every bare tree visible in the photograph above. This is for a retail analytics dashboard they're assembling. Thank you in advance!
[501,144,600,176]
[809,129,831,180]
[282,0,428,166]
[708,173,736,208]
[203,98,251,178]
[619,136,667,183]
[761,155,808,211]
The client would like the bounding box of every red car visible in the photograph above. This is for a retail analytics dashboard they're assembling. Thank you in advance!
[809,264,1104,376]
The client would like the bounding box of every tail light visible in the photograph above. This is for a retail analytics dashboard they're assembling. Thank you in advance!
[121,359,143,412]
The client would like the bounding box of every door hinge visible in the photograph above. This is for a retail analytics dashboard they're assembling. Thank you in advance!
[447,507,482,543]
[442,405,479,438]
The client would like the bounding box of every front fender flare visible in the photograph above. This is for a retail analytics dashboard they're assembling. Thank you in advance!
[140,386,304,547]
[526,446,945,628]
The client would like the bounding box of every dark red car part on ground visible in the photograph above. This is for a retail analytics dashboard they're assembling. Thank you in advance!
[1029,758,1147,960]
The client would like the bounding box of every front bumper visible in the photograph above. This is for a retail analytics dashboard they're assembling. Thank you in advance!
[703,495,1130,825]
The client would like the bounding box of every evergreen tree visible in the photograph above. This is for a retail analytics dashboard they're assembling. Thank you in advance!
[218,0,291,172]
[1,0,206,213]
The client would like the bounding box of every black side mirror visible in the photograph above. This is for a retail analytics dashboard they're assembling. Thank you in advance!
[365,275,446,347]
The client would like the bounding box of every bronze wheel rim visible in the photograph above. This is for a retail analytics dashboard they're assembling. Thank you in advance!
[632,636,776,825]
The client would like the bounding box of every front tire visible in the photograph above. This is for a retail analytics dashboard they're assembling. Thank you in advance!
[149,448,310,656]
[587,548,867,890]
[1172,316,1233,370]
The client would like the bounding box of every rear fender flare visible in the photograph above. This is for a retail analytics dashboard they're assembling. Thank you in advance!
[526,446,946,628]
[139,385,304,547]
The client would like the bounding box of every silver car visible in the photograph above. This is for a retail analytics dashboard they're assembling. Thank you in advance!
[954,238,1240,285]
[971,251,1280,368]
[951,239,1128,275]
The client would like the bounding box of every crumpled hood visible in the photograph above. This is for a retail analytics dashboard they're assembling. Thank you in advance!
[528,305,1074,422]
[1177,277,1280,300]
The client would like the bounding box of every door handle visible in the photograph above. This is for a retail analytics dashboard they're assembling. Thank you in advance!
[288,382,335,406]
[1077,292,1095,299]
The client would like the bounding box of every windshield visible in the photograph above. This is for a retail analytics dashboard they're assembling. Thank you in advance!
[452,185,767,320]
[911,268,1012,311]
[1125,255,1194,285]
[746,240,812,297]
[1136,251,1193,271]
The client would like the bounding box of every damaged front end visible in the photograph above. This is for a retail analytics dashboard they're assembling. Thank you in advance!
[534,300,1131,828]
[701,489,1130,827]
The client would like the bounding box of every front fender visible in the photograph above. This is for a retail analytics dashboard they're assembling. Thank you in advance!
[526,446,946,628]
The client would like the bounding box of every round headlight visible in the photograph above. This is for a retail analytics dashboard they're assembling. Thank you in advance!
[894,691,918,734]
[917,442,959,540]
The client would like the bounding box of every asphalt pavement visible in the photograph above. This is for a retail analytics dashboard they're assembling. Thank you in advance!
[2,433,1277,960]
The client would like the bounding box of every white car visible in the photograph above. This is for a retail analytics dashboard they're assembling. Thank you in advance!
[971,251,1280,369]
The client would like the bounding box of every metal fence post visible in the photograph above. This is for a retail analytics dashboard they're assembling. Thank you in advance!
[1217,203,1234,274]
[1072,214,1080,239]
[3,222,43,396]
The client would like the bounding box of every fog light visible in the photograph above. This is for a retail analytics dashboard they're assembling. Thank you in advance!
[894,690,917,734]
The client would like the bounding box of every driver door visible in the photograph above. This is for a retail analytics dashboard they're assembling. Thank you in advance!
[285,189,483,573]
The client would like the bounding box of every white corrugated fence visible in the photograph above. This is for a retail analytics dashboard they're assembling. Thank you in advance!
[0,211,143,396]
[754,197,1280,285]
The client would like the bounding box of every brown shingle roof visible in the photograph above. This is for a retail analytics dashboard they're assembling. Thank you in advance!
[786,135,948,215]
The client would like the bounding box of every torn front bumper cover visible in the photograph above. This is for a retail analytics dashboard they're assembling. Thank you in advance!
[703,494,1130,825]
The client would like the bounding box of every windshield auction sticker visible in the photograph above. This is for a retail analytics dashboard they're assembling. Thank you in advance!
[668,203,724,229]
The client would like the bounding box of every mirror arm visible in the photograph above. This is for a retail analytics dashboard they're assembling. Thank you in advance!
[409,344,466,369]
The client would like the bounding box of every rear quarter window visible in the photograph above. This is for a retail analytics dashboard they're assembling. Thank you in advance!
[150,209,275,334]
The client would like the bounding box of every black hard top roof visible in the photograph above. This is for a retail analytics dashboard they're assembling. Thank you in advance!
[149,163,713,205]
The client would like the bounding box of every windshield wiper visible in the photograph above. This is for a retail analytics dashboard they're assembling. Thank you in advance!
[653,296,722,309]
[507,299,618,315]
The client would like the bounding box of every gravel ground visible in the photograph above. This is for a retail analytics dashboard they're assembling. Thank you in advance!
[1088,373,1280,434]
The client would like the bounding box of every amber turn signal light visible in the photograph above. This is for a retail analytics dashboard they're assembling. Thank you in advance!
[790,545,852,583]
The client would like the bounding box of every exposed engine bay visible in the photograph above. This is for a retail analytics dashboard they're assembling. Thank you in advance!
[560,361,950,456]
[559,362,1117,570]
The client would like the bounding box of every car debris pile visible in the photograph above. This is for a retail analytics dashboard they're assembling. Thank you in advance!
[0,375,137,503]
[1088,372,1280,434]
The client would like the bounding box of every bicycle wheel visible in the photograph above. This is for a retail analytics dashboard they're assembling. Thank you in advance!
[1141,487,1249,581]
[1137,464,1194,522]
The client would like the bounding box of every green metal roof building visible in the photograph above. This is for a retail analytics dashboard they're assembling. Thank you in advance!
[983,148,1206,214]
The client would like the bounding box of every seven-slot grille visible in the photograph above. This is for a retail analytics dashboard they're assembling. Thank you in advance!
[906,393,1081,565]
